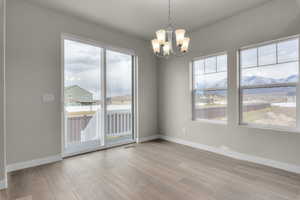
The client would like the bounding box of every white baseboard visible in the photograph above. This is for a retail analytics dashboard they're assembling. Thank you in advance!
[6,135,298,175]
[137,135,160,143]
[160,135,300,174]
[0,178,7,190]
[6,136,159,173]
[6,154,62,173]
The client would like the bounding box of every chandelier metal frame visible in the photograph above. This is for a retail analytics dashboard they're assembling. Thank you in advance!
[151,0,190,58]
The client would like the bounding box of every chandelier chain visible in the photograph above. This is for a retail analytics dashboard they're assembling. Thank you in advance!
[168,0,172,27]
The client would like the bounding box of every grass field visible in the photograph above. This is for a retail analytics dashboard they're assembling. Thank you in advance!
[242,106,296,127]
[195,103,296,127]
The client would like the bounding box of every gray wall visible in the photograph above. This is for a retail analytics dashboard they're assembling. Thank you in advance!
[0,0,5,182]
[158,0,300,166]
[6,0,157,164]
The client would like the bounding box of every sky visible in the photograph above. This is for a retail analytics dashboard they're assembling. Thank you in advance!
[64,40,132,100]
[194,38,299,89]
[65,38,298,95]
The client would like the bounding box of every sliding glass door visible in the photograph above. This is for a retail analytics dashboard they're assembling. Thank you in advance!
[106,50,134,145]
[63,37,135,156]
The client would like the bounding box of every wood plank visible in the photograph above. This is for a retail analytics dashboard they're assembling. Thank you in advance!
[0,140,299,200]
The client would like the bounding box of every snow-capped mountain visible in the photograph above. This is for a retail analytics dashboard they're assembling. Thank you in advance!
[241,76,278,86]
[242,75,298,86]
[196,75,298,89]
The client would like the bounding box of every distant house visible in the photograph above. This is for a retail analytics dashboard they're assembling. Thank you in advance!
[65,85,94,106]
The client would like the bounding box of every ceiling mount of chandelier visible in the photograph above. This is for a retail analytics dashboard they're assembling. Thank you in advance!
[151,0,190,57]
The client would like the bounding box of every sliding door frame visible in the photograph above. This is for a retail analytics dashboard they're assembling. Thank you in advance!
[60,33,139,158]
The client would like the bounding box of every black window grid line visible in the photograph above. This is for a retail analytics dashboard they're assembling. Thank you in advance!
[204,56,217,74]
[241,59,299,69]
[276,42,278,64]
[193,69,227,76]
[240,37,299,52]
[258,44,277,66]
[241,41,299,69]
[195,55,227,75]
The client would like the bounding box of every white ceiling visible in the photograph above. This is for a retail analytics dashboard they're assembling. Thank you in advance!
[25,0,272,40]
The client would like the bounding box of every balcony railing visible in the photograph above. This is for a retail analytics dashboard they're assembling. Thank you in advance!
[106,110,132,136]
[66,109,132,145]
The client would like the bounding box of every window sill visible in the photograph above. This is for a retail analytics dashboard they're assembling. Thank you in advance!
[238,123,300,134]
[192,118,227,125]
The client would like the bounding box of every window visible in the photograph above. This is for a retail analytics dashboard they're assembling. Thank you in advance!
[192,53,228,122]
[239,37,299,128]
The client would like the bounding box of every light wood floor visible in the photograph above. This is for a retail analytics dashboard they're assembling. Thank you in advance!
[1,140,300,200]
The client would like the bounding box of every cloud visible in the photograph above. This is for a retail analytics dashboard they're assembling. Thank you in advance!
[65,40,101,73]
[64,39,132,99]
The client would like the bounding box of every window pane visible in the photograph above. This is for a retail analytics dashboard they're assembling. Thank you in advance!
[241,62,298,86]
[64,39,102,145]
[278,39,299,63]
[217,55,227,72]
[106,50,132,99]
[193,54,228,122]
[205,57,217,73]
[106,50,133,144]
[258,44,276,66]
[193,59,204,76]
[241,87,296,127]
[195,72,227,90]
[194,90,227,121]
[241,48,257,68]
[64,40,102,98]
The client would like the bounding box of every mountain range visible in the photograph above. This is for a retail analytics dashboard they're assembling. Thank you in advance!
[197,75,298,89]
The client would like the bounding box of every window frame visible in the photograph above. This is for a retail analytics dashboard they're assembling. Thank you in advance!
[191,52,228,124]
[237,35,300,131]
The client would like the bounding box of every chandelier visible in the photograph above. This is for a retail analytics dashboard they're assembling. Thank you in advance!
[151,0,190,57]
